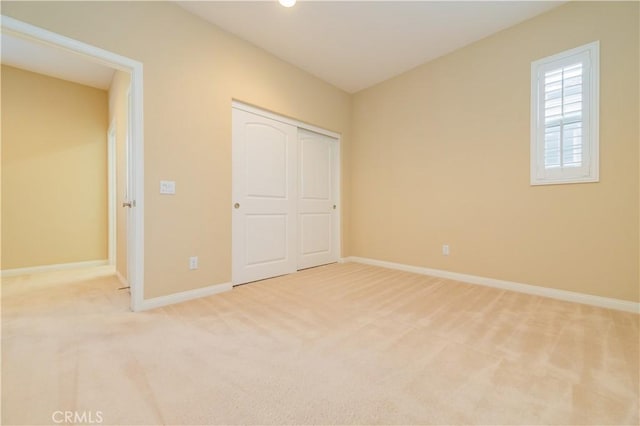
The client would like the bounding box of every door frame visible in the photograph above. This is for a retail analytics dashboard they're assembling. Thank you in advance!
[1,15,146,312]
[231,100,342,275]
[232,101,341,140]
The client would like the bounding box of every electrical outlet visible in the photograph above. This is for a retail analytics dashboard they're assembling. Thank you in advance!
[189,256,198,270]
[442,244,450,256]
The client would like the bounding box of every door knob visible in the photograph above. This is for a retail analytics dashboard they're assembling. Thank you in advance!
[234,203,240,209]
[333,205,336,210]
[122,202,133,208]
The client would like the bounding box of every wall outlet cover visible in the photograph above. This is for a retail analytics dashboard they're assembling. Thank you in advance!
[189,256,198,270]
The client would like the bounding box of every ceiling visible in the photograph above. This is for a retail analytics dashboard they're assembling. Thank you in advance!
[1,32,115,90]
[0,1,564,94]
[178,1,564,93]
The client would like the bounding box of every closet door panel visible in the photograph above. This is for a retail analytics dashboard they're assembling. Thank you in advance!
[232,109,297,285]
[298,129,339,269]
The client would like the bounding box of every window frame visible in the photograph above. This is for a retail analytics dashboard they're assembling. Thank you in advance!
[530,41,600,186]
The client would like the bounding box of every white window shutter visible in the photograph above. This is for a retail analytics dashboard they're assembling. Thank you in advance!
[531,42,599,185]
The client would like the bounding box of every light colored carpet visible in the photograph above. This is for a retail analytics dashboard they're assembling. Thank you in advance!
[2,262,638,425]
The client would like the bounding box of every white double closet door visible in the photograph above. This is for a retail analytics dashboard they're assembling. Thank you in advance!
[232,106,339,285]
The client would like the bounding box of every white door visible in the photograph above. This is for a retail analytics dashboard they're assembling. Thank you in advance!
[123,89,134,284]
[232,108,298,285]
[107,122,116,267]
[298,129,339,269]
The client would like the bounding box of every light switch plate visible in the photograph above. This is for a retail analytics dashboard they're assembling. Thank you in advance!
[160,180,176,194]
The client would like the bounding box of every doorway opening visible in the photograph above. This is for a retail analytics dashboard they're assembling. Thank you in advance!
[1,15,145,311]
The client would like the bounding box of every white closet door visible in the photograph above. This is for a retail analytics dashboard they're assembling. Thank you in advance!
[232,108,298,285]
[297,129,339,269]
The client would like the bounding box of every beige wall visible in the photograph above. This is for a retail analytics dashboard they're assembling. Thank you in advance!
[4,1,637,303]
[1,1,352,298]
[108,70,131,280]
[351,1,639,302]
[1,65,108,269]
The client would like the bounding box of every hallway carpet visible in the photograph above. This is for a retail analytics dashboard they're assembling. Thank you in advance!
[2,263,638,425]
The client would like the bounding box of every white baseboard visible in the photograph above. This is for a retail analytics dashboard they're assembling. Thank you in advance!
[138,282,233,311]
[1,260,109,278]
[343,256,639,314]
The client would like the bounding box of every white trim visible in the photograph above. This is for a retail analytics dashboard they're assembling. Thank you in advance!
[344,256,639,314]
[1,260,109,278]
[138,282,233,311]
[1,15,146,312]
[232,100,341,139]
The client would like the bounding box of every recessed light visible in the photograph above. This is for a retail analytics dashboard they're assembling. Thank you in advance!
[279,0,296,7]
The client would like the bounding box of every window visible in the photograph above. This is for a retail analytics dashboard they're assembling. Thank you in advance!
[531,41,599,185]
